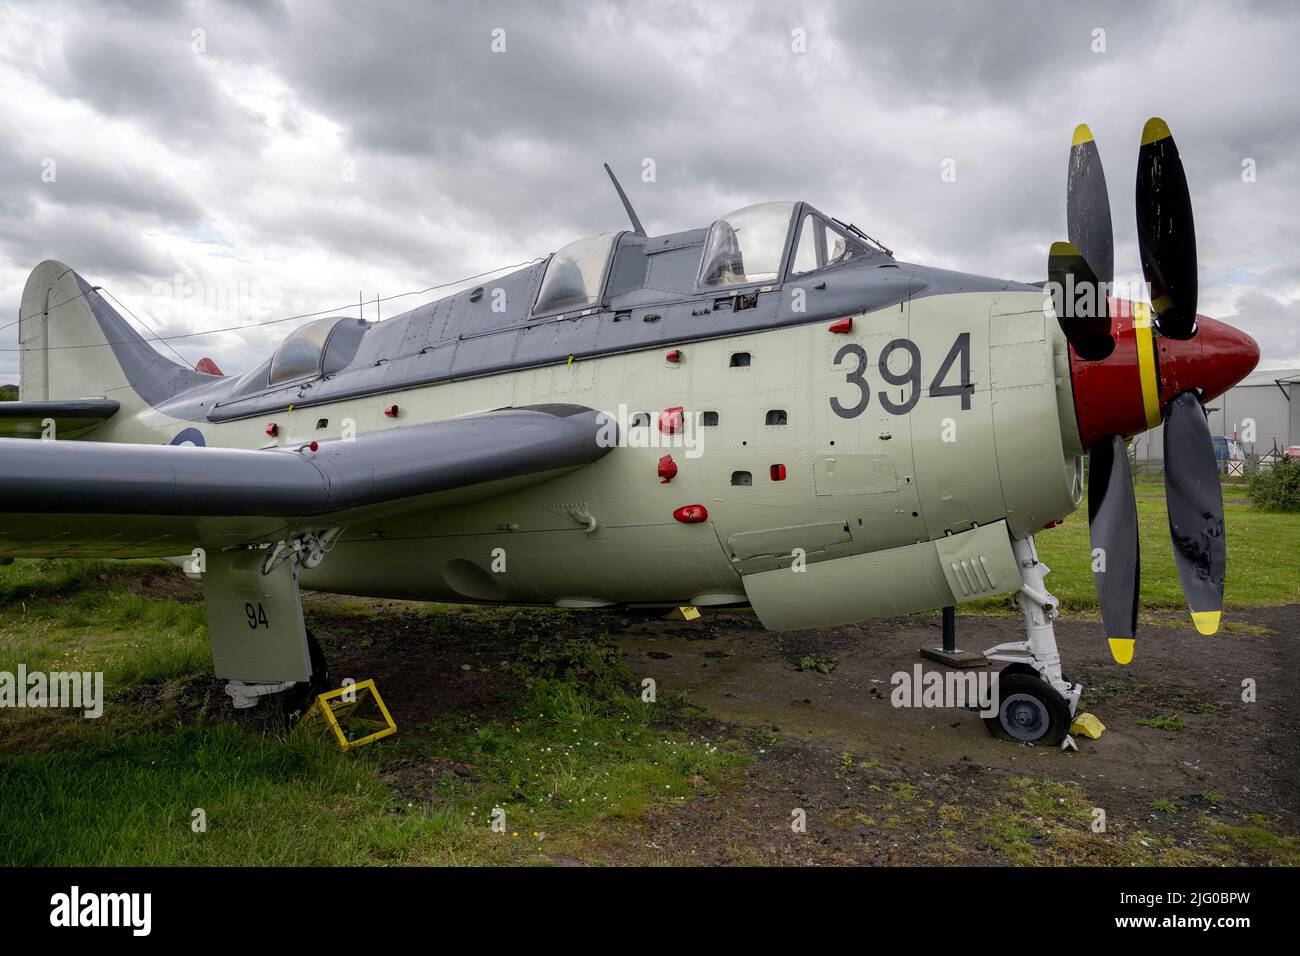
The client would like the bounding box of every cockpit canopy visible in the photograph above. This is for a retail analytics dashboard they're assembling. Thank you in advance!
[533,232,619,315]
[698,201,875,289]
[266,316,369,387]
[268,317,335,386]
[789,207,873,276]
[697,201,794,289]
[530,202,881,316]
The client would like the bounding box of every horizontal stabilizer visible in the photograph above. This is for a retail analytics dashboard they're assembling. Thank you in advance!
[0,399,119,439]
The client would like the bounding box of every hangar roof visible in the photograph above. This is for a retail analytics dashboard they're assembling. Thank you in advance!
[1235,366,1300,387]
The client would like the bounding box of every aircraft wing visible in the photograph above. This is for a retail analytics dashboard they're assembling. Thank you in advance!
[0,404,614,559]
[0,399,120,439]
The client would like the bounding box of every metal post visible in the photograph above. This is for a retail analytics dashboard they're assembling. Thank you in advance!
[942,605,956,653]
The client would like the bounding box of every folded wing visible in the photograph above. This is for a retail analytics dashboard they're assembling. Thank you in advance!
[0,404,614,558]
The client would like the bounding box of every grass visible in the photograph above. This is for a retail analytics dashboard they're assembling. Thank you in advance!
[969,492,1300,614]
[972,777,1298,866]
[0,724,416,866]
[0,694,744,866]
[0,559,210,686]
[0,563,747,865]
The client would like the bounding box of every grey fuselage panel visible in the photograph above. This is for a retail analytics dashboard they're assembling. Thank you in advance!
[83,221,1036,425]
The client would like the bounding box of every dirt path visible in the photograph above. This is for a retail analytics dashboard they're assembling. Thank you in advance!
[589,606,1298,863]
[304,592,1297,865]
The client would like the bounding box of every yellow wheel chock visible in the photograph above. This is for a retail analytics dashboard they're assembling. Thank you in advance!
[296,678,397,750]
[1069,712,1106,740]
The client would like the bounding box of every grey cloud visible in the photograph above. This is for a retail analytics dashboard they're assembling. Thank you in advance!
[1219,291,1300,364]
[2,0,1300,384]
[32,6,265,146]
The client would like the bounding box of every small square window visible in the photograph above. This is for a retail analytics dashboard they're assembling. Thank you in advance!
[729,352,751,368]
[731,471,752,487]
[630,412,651,428]
[701,411,720,426]
[765,409,788,426]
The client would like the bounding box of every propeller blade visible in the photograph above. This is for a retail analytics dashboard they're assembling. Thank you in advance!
[1049,241,1115,360]
[1067,123,1114,285]
[1089,434,1140,664]
[1136,117,1198,339]
[1163,391,1225,634]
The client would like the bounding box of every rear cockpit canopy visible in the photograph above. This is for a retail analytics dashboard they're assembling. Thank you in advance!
[268,317,336,386]
[533,233,619,316]
[224,316,370,399]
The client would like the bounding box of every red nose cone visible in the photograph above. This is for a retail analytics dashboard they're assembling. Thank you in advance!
[1162,314,1260,406]
[1068,300,1260,448]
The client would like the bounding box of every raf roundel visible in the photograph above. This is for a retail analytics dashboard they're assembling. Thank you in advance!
[169,427,206,447]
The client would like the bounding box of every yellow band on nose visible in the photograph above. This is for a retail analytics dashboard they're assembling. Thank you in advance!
[1132,302,1162,429]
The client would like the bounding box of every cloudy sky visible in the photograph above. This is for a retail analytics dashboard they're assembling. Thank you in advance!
[1,0,1297,381]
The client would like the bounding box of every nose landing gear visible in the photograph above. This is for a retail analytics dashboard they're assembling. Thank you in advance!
[981,535,1082,746]
[984,671,1072,744]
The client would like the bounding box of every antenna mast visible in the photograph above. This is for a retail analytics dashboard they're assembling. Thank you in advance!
[603,163,646,237]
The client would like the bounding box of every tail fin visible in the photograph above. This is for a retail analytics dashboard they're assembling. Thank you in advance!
[19,260,206,406]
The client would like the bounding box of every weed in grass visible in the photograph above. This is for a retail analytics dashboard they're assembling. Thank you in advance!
[798,654,838,674]
[1137,715,1187,731]
[938,803,964,825]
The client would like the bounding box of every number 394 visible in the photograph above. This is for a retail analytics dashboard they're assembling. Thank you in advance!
[830,332,972,419]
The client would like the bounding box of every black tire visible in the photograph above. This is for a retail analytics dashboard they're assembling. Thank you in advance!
[278,629,329,727]
[998,662,1041,682]
[983,671,1071,746]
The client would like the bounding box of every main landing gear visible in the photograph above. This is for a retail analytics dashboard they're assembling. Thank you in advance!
[206,540,332,726]
[981,535,1082,746]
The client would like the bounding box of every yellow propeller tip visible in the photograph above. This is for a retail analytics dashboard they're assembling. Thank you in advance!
[1049,240,1080,257]
[1108,638,1135,665]
[1142,116,1172,146]
[1072,123,1094,146]
[1191,610,1221,635]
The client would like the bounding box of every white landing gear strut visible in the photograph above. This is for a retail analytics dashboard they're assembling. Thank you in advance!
[981,535,1083,746]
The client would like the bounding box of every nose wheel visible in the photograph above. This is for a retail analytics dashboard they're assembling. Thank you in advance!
[983,670,1071,745]
[982,535,1083,747]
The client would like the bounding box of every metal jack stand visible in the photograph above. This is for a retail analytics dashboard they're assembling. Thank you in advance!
[920,605,989,668]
